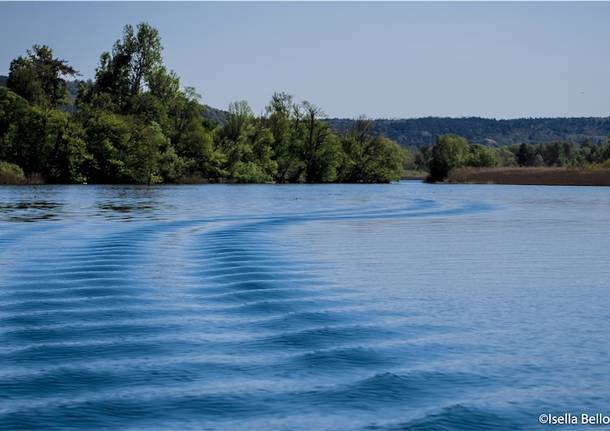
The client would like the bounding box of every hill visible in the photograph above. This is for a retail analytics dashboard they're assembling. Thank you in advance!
[325,117,610,148]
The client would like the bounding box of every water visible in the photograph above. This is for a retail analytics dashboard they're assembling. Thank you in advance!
[1,182,609,430]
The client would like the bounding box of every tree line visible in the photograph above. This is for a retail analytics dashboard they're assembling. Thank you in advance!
[420,134,610,182]
[0,23,406,185]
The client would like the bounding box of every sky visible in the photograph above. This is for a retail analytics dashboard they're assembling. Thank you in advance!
[1,2,610,119]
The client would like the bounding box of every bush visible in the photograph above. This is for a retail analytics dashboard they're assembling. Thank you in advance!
[0,161,26,184]
[231,161,272,183]
[468,144,500,168]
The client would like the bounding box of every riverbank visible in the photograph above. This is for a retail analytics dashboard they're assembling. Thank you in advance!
[447,167,610,186]
[400,170,428,180]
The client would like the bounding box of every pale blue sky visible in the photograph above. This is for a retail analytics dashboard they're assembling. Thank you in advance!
[1,2,609,119]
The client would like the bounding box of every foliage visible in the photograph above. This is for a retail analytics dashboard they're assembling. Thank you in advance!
[511,140,610,168]
[91,23,163,111]
[0,87,87,183]
[339,118,405,182]
[3,28,609,187]
[7,45,78,108]
[425,133,610,181]
[428,134,470,181]
[468,144,500,168]
[0,160,26,184]
[0,24,424,185]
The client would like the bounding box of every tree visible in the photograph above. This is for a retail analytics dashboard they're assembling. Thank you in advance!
[125,121,165,184]
[497,148,518,167]
[516,143,536,166]
[81,111,132,183]
[221,101,254,144]
[7,45,78,108]
[158,145,185,182]
[595,138,610,164]
[1,23,411,185]
[217,102,279,182]
[232,123,277,182]
[265,92,293,141]
[0,88,30,163]
[0,90,88,182]
[93,23,163,110]
[124,24,163,96]
[46,115,88,183]
[468,144,500,168]
[428,134,470,181]
[263,93,309,182]
[0,161,26,184]
[300,101,339,182]
[339,117,404,183]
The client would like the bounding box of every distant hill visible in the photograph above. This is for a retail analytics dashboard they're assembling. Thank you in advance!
[2,75,609,147]
[202,105,229,125]
[325,117,610,148]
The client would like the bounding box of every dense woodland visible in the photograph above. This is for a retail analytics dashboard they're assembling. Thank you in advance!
[0,23,405,185]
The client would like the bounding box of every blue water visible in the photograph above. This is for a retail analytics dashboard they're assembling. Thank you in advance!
[1,182,609,430]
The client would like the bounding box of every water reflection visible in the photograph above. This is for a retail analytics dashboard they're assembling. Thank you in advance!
[0,201,64,222]
[96,202,157,221]
[0,185,174,222]
[95,186,166,221]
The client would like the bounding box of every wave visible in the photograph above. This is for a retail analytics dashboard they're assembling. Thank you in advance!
[0,191,500,430]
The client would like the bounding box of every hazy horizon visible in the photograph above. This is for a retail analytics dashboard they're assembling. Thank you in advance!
[1,2,610,119]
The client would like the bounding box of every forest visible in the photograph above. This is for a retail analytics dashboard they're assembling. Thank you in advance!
[0,23,406,185]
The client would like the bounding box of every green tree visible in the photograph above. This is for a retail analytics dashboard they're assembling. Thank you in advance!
[232,123,277,182]
[516,143,536,166]
[46,114,88,183]
[0,88,30,163]
[221,101,254,144]
[428,134,470,181]
[497,148,518,167]
[299,101,340,183]
[158,145,185,182]
[93,23,163,110]
[125,121,165,184]
[7,45,78,108]
[0,96,88,182]
[2,23,420,185]
[339,117,404,183]
[468,144,500,168]
[264,92,301,182]
[595,138,610,164]
[0,161,26,184]
[81,111,132,183]
[218,101,278,182]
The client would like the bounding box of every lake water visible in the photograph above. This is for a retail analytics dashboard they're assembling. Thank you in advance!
[1,182,609,430]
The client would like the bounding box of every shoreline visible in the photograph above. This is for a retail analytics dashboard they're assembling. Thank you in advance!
[446,167,610,187]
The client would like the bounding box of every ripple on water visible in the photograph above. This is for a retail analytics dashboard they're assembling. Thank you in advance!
[2,184,606,430]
